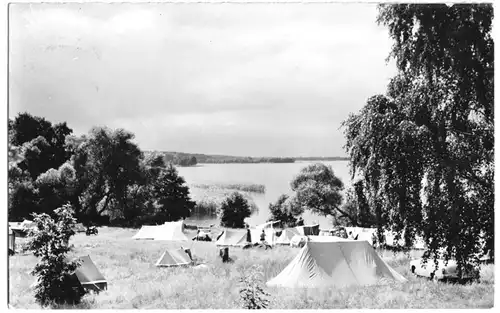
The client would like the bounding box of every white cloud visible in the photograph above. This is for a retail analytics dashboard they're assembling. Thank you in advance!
[9,3,396,157]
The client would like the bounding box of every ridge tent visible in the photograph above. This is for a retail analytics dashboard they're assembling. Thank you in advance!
[74,255,107,292]
[31,255,108,293]
[295,224,320,236]
[132,221,189,241]
[9,222,29,238]
[156,247,193,267]
[255,220,280,230]
[250,228,276,246]
[267,241,407,288]
[215,229,251,247]
[275,228,300,245]
[155,221,190,241]
[132,225,159,240]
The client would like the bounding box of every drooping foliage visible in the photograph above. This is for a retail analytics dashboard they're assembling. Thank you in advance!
[343,3,494,275]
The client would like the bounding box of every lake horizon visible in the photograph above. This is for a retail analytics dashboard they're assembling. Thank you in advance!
[178,160,352,229]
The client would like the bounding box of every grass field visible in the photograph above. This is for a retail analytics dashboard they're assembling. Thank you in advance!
[8,227,494,309]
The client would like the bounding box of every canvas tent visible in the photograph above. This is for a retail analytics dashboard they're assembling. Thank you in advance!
[156,247,193,267]
[275,228,300,245]
[32,255,108,293]
[295,224,320,236]
[215,229,251,247]
[267,241,407,288]
[74,255,107,292]
[132,221,189,241]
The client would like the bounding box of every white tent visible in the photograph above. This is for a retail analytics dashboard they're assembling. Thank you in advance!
[155,248,193,267]
[132,221,189,241]
[275,228,300,245]
[249,221,279,246]
[267,241,407,288]
[215,229,251,247]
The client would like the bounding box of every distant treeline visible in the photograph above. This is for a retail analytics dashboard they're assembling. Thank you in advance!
[144,151,349,164]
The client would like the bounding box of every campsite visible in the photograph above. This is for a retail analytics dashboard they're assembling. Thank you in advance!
[7,2,494,310]
[8,223,494,309]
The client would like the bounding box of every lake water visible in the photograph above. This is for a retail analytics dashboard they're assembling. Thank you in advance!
[178,161,351,229]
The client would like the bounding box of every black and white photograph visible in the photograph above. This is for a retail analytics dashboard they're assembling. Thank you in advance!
[6,0,495,309]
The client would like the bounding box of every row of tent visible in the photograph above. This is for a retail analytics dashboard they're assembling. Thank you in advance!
[131,220,408,288]
[30,249,195,294]
[133,221,408,288]
[130,220,322,248]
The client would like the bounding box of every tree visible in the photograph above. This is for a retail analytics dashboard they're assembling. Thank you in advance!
[10,113,73,179]
[219,192,252,228]
[267,194,303,228]
[189,156,197,166]
[290,163,345,221]
[152,163,195,223]
[27,204,83,307]
[343,3,494,275]
[69,127,143,222]
[35,163,77,216]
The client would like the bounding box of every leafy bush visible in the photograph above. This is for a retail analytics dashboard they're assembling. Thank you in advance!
[26,204,83,307]
[267,194,303,228]
[219,192,252,228]
[239,265,270,309]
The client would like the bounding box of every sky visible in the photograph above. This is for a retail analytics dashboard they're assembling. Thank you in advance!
[9,3,397,157]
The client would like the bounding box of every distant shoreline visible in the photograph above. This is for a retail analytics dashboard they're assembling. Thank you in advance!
[145,150,349,164]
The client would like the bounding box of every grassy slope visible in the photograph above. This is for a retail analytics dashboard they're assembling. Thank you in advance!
[9,227,494,309]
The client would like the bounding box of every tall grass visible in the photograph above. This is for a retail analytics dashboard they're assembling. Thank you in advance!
[9,227,494,309]
[189,185,260,218]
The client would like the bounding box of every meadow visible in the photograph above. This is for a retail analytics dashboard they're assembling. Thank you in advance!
[8,227,494,309]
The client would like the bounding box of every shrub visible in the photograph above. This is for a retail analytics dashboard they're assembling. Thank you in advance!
[219,192,252,228]
[267,194,303,228]
[239,265,270,309]
[26,204,83,307]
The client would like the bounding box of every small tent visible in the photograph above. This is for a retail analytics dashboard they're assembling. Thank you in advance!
[132,221,189,241]
[275,228,300,245]
[215,229,251,247]
[74,255,107,292]
[9,222,29,238]
[156,247,193,267]
[267,241,407,288]
[295,224,320,236]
